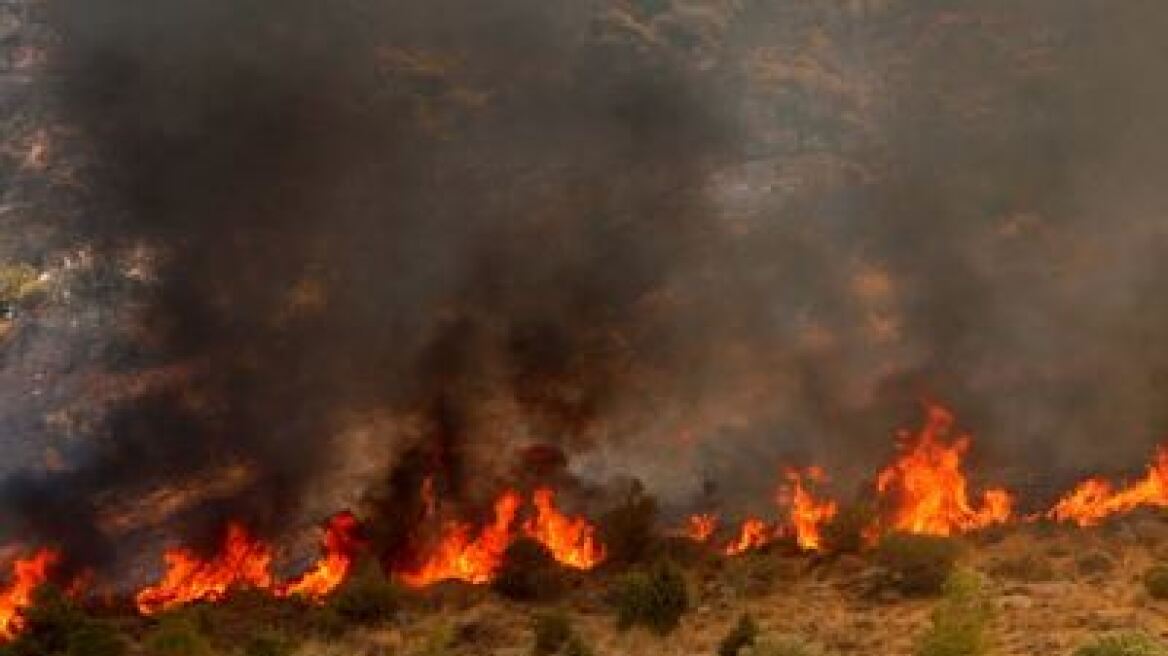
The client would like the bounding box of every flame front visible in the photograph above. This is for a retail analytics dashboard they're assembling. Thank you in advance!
[280,511,363,600]
[1049,448,1168,526]
[398,490,522,587]
[723,518,773,556]
[0,549,58,641]
[135,523,275,615]
[781,467,837,551]
[523,488,605,569]
[874,405,1012,536]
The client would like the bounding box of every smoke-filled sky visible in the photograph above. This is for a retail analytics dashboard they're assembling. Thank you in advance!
[1,0,1168,571]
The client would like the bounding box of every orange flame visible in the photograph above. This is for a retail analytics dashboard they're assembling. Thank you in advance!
[874,405,1012,536]
[135,523,275,615]
[1049,447,1168,526]
[397,490,522,587]
[683,513,718,542]
[781,467,837,551]
[280,511,363,600]
[0,549,58,642]
[723,518,773,556]
[523,488,605,569]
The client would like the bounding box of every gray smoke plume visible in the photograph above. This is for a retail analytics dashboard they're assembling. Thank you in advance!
[0,0,1167,575]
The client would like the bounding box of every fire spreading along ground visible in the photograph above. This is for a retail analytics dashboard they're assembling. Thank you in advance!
[4,403,1168,640]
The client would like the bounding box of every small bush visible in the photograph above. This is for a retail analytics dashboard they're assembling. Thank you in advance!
[1077,552,1115,577]
[329,559,398,625]
[494,539,565,602]
[750,637,823,656]
[821,504,877,554]
[987,553,1055,582]
[610,559,688,635]
[1145,564,1168,600]
[531,610,572,656]
[1073,632,1168,656]
[65,623,127,656]
[717,614,758,656]
[143,618,215,656]
[876,533,962,596]
[599,481,659,565]
[913,570,993,656]
[244,630,292,656]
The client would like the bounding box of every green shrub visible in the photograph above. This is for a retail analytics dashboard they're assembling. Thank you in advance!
[244,630,291,656]
[717,614,758,656]
[494,539,565,602]
[1145,565,1168,600]
[599,483,659,565]
[143,618,215,656]
[329,560,398,625]
[65,623,127,656]
[1073,632,1168,656]
[876,533,962,596]
[821,504,876,554]
[913,570,993,656]
[750,637,823,656]
[531,610,572,656]
[610,559,688,635]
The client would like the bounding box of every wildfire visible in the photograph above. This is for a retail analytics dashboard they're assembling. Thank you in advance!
[135,523,275,615]
[874,405,1012,536]
[723,518,773,556]
[683,513,718,542]
[0,549,58,641]
[1049,447,1168,527]
[280,511,363,600]
[781,467,837,551]
[523,488,605,569]
[397,490,522,587]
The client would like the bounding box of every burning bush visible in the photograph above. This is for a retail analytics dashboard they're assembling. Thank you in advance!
[1143,564,1168,601]
[717,614,759,656]
[493,539,566,602]
[820,503,876,555]
[1072,633,1168,656]
[2,585,94,656]
[876,533,963,596]
[610,559,688,635]
[913,569,993,656]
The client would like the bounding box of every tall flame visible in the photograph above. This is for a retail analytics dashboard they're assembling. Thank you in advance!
[874,405,1012,536]
[397,490,522,587]
[135,523,275,615]
[280,511,363,600]
[781,467,837,551]
[0,549,58,641]
[1049,447,1168,526]
[723,518,773,556]
[523,488,605,569]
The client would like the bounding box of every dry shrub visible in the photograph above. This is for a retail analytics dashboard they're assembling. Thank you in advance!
[1076,552,1115,577]
[328,558,399,626]
[749,637,824,656]
[1144,564,1168,600]
[599,484,659,566]
[987,553,1056,582]
[143,617,216,656]
[493,539,565,602]
[717,614,759,656]
[876,533,962,596]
